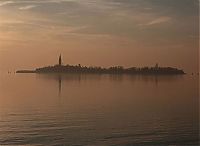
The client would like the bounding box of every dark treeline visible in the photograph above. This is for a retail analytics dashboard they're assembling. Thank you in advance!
[26,64,185,75]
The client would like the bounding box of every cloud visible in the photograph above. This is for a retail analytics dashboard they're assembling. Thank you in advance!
[0,20,25,25]
[0,0,196,43]
[142,16,172,26]
[19,5,36,10]
[0,0,68,7]
[0,1,14,6]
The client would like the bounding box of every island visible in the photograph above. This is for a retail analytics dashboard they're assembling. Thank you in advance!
[16,55,185,75]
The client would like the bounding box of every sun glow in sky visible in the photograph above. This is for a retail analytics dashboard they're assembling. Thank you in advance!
[0,0,199,72]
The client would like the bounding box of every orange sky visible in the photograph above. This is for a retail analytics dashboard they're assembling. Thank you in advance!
[0,0,199,73]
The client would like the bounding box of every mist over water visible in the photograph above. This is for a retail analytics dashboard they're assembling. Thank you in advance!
[0,73,199,145]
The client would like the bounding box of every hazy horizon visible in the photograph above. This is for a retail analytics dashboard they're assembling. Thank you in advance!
[0,0,199,73]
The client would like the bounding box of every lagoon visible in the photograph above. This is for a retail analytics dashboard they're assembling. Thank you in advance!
[0,73,198,145]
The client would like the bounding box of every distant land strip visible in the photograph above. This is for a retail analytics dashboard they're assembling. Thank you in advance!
[16,64,185,75]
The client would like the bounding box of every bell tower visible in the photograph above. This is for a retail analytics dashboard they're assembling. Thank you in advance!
[59,54,62,66]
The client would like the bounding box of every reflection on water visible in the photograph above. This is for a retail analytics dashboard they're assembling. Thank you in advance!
[0,73,199,145]
[58,75,61,97]
[38,73,185,97]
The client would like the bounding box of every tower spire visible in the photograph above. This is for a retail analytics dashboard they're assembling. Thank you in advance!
[59,54,62,66]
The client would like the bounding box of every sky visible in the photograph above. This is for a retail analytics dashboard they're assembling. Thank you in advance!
[0,0,199,73]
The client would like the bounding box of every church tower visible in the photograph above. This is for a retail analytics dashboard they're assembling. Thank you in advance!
[59,54,62,66]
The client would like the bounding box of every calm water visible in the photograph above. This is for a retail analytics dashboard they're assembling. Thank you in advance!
[0,73,199,145]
